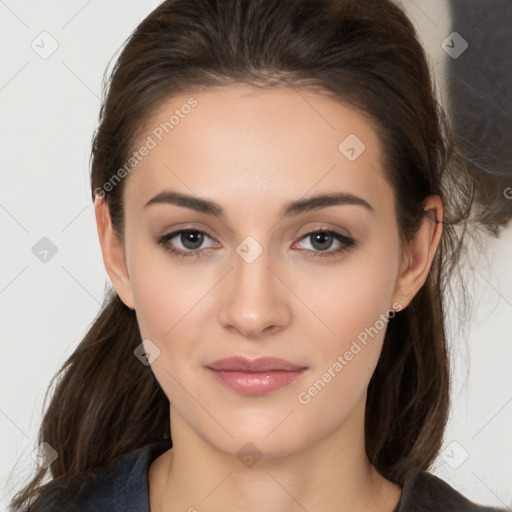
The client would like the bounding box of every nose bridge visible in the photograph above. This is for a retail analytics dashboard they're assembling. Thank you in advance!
[218,235,291,336]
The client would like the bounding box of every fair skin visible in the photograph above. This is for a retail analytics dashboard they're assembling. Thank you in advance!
[95,84,442,512]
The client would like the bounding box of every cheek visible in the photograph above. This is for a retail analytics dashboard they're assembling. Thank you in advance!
[303,251,398,350]
[130,255,209,404]
[294,248,399,402]
[294,280,395,435]
[127,239,208,339]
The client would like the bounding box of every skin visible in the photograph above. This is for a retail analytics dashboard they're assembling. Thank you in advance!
[95,84,443,512]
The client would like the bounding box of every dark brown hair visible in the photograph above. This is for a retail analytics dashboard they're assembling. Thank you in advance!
[10,0,494,509]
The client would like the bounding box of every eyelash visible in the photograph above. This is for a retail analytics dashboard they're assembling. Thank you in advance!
[156,228,357,260]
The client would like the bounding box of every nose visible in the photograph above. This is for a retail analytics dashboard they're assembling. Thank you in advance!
[218,244,292,339]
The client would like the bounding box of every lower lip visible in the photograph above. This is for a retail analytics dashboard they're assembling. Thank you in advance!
[206,368,307,395]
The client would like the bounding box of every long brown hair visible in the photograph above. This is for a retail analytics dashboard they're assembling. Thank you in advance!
[10,0,493,509]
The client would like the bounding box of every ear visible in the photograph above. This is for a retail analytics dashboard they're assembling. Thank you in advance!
[94,193,135,310]
[391,195,443,310]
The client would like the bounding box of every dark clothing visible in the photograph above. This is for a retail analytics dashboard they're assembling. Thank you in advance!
[26,440,508,511]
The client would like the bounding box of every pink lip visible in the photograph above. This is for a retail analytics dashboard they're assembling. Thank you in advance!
[205,356,308,395]
[206,356,305,372]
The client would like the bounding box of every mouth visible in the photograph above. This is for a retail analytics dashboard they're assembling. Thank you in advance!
[204,356,309,395]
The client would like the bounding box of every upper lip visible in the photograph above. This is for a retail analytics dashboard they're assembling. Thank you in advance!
[205,356,307,372]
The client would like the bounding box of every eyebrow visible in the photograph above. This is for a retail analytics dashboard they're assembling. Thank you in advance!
[144,190,375,217]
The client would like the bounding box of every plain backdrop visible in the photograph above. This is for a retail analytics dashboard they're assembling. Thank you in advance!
[1,1,511,509]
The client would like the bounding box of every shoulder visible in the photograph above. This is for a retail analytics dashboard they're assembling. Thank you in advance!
[26,439,171,512]
[397,470,508,512]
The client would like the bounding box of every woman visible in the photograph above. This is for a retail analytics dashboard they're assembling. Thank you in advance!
[9,0,507,510]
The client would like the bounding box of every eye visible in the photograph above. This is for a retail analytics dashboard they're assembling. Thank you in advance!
[156,229,219,258]
[156,227,357,260]
[293,229,357,258]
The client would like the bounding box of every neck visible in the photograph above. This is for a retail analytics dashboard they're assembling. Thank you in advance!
[148,396,402,512]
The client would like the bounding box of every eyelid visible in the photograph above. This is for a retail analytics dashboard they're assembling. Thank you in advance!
[294,223,353,242]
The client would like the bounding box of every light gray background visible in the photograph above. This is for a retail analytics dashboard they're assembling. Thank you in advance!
[1,1,511,509]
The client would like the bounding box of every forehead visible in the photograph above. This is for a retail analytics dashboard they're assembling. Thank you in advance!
[124,84,394,218]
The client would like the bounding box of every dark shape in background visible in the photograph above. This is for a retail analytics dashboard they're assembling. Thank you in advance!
[448,0,512,232]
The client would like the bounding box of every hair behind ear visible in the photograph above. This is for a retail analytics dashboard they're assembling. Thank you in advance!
[365,272,449,483]
[10,289,170,511]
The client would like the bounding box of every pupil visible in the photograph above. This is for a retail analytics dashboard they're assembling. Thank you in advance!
[311,232,333,251]
[182,231,203,249]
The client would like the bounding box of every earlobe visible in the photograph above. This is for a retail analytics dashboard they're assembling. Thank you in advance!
[94,194,135,310]
[391,195,443,309]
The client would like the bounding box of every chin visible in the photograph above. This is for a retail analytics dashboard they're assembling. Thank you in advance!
[214,432,307,463]
[201,412,323,462]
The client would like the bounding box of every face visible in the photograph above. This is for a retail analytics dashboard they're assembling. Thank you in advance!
[105,84,418,459]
